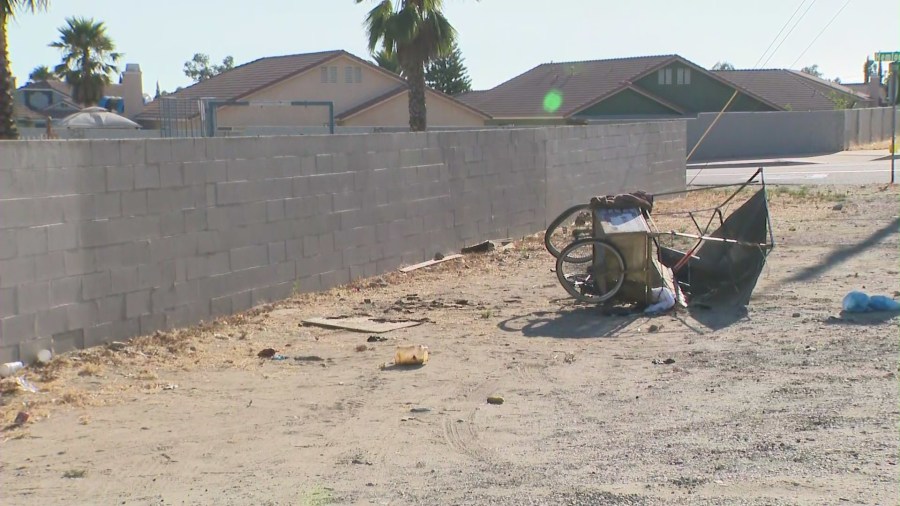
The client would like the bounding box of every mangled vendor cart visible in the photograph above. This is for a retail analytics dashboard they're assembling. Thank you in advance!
[544,169,776,310]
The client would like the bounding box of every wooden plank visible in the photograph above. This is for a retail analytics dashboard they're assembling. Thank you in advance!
[398,254,463,273]
[302,316,424,333]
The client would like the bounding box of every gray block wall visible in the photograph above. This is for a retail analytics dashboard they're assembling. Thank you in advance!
[686,107,899,161]
[0,122,686,362]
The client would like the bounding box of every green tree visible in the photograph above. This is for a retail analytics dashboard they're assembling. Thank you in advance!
[51,17,121,106]
[183,53,234,82]
[28,64,54,82]
[1,0,49,139]
[357,0,457,131]
[829,91,856,110]
[372,49,402,76]
[800,64,822,78]
[711,61,735,71]
[425,41,471,95]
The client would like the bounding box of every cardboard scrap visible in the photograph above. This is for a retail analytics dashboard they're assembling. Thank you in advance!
[398,254,463,273]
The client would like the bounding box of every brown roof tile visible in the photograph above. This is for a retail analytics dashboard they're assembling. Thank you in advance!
[138,50,344,119]
[457,55,679,118]
[714,69,871,111]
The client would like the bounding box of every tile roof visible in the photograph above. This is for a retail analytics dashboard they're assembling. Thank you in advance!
[713,70,871,111]
[456,55,679,118]
[336,85,490,121]
[138,50,344,119]
[20,79,72,96]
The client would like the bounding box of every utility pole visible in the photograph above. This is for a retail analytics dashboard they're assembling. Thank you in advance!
[890,62,898,184]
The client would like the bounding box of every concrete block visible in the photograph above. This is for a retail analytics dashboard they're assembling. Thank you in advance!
[160,212,186,237]
[266,200,285,222]
[0,287,15,318]
[118,140,146,165]
[82,271,111,300]
[1,313,35,340]
[0,230,15,260]
[160,163,185,189]
[94,192,122,219]
[52,329,84,355]
[106,165,135,192]
[36,305,68,337]
[135,165,161,189]
[145,140,174,164]
[138,261,176,290]
[210,295,231,317]
[268,241,286,264]
[0,257,36,288]
[16,226,48,256]
[231,290,253,313]
[0,197,36,228]
[66,302,98,331]
[89,140,121,167]
[230,244,269,271]
[96,295,125,322]
[17,281,50,314]
[320,269,350,290]
[315,154,334,174]
[63,250,95,277]
[109,266,140,294]
[47,223,79,251]
[122,190,148,217]
[126,290,151,318]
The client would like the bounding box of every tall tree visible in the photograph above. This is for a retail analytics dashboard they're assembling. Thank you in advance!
[800,64,822,78]
[183,53,234,82]
[51,17,121,106]
[711,61,735,71]
[372,49,402,76]
[863,58,876,84]
[425,41,471,96]
[1,0,49,139]
[28,64,54,82]
[357,0,457,132]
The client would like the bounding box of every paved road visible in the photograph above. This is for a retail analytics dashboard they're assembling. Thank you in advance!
[686,150,898,185]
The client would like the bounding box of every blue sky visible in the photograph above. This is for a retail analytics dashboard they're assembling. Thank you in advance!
[8,0,899,94]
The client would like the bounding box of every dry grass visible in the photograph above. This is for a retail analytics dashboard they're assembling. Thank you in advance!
[849,138,895,151]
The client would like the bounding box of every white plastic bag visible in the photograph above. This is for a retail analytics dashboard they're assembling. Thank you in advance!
[645,287,675,314]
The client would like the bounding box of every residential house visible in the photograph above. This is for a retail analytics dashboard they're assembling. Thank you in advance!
[713,69,874,111]
[136,50,488,133]
[843,82,888,106]
[457,55,783,125]
[14,63,146,126]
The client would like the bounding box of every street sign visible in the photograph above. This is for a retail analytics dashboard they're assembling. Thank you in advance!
[874,51,900,62]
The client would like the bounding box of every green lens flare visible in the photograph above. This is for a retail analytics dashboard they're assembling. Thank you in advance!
[543,89,564,113]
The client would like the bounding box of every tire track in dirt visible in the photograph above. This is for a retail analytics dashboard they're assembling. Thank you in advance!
[441,380,497,463]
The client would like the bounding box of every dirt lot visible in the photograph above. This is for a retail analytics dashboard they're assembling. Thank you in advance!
[1,184,898,506]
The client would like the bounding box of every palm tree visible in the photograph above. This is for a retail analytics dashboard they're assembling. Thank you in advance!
[372,49,402,76]
[51,17,121,106]
[1,0,49,139]
[28,64,54,82]
[356,0,456,131]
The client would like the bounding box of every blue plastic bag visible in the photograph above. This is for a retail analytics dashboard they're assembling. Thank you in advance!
[842,291,870,313]
[868,295,900,312]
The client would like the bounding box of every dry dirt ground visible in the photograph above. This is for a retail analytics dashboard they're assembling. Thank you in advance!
[1,184,898,506]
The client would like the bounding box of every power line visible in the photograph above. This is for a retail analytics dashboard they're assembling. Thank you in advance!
[753,0,808,69]
[760,0,818,68]
[790,0,852,68]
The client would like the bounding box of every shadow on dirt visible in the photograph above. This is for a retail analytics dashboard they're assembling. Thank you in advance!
[823,311,900,326]
[686,305,749,331]
[498,306,639,338]
[786,217,899,283]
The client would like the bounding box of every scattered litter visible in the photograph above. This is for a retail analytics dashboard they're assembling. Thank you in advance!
[842,291,900,313]
[791,312,801,318]
[351,458,373,466]
[355,344,368,352]
[831,203,844,211]
[563,352,576,364]
[398,254,463,273]
[108,341,128,352]
[652,358,676,365]
[294,355,325,362]
[13,411,29,426]
[433,252,445,261]
[487,395,505,405]
[648,324,660,333]
[366,335,388,343]
[270,354,289,361]
[409,407,431,413]
[0,361,24,378]
[400,417,415,422]
[36,349,52,364]
[257,348,277,358]
[303,316,424,333]
[395,345,429,365]
[644,287,676,314]
[366,482,376,487]
[15,377,39,393]
[386,296,472,313]
[162,383,178,390]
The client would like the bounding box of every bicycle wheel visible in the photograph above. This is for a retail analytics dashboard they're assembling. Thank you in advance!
[544,204,593,262]
[555,238,626,304]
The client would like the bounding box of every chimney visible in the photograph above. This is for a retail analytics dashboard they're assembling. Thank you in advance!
[121,63,145,118]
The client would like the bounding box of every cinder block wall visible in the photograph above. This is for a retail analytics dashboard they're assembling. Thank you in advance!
[685,107,899,161]
[0,122,686,362]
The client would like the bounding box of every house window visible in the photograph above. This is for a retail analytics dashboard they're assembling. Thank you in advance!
[345,66,354,83]
[321,67,328,83]
[354,66,362,83]
[658,68,673,85]
[677,68,691,85]
[329,66,337,83]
